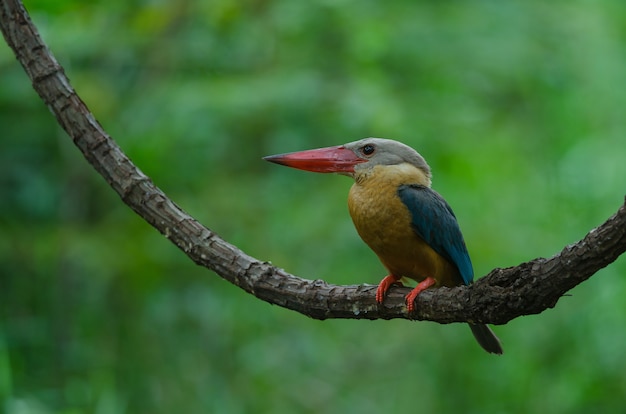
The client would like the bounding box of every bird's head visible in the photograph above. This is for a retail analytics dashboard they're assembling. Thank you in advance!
[264,138,432,185]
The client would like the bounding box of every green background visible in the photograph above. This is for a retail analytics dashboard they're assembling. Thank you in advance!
[2,0,626,413]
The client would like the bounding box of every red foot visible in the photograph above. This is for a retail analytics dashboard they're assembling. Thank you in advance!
[405,277,437,312]
[375,275,402,304]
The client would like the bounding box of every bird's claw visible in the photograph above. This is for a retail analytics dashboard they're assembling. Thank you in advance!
[404,277,437,313]
[405,290,420,313]
[375,275,402,304]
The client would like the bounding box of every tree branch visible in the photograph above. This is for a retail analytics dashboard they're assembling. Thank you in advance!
[2,0,625,325]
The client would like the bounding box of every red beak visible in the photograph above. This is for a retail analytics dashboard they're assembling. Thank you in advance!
[263,145,366,173]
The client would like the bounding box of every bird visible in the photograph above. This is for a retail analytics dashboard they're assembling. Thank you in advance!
[264,138,503,354]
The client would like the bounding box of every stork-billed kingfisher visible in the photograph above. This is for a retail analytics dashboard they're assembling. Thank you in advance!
[264,138,503,355]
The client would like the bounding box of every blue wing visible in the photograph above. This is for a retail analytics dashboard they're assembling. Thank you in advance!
[397,184,474,285]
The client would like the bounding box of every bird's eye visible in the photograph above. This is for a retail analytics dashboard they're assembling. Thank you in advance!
[361,144,375,156]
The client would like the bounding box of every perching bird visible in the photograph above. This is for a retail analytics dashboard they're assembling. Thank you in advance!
[264,138,502,354]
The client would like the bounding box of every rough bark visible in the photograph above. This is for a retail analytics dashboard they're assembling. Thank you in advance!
[2,0,625,325]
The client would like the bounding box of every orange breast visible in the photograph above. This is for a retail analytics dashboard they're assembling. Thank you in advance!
[348,165,462,287]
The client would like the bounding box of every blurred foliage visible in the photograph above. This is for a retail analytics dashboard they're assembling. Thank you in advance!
[1,0,626,413]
